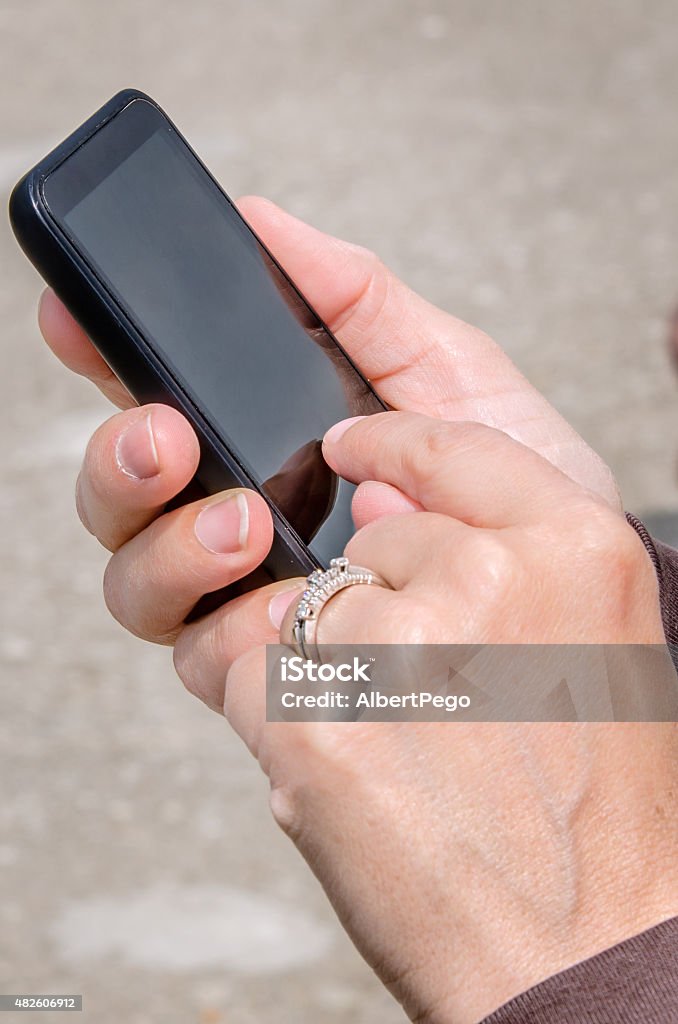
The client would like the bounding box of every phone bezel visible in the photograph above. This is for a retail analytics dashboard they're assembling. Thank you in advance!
[10,89,387,592]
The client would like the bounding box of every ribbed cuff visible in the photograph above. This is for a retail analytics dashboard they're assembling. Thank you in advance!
[481,916,678,1023]
[626,511,678,649]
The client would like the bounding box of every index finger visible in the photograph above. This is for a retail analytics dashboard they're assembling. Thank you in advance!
[322,412,596,529]
[38,288,133,409]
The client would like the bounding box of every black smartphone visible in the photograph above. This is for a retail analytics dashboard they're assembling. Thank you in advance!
[10,89,386,605]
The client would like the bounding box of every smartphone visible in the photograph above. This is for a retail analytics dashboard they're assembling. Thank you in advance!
[10,89,386,606]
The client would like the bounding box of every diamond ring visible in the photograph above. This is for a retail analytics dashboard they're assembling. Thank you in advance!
[279,556,392,660]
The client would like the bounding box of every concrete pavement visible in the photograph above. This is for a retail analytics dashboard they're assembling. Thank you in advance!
[2,2,678,1020]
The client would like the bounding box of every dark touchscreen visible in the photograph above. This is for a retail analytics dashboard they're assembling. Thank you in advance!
[44,99,383,564]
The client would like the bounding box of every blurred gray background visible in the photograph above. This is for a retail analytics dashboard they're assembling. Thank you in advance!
[2,1,678,1021]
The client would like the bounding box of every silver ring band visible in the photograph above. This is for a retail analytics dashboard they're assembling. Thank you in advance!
[280,556,391,660]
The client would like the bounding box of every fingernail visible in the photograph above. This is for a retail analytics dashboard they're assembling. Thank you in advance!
[116,412,159,480]
[323,415,367,446]
[194,493,249,554]
[268,586,303,631]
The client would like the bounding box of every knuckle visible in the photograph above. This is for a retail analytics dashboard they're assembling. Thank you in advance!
[102,557,127,630]
[268,774,328,849]
[177,617,241,712]
[268,784,302,841]
[469,534,524,605]
[417,420,499,474]
[577,505,651,584]
[420,421,459,464]
[393,618,438,646]
[192,610,236,678]
[574,504,637,565]
[354,244,381,277]
[173,632,209,703]
[102,556,177,645]
[333,247,389,333]
[381,596,442,645]
[74,472,93,535]
[81,420,109,490]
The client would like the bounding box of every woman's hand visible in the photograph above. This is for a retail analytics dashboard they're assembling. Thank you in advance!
[37,197,624,682]
[218,412,676,1024]
[316,411,662,644]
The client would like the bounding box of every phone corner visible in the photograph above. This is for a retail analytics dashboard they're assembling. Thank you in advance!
[111,87,162,113]
[8,170,37,245]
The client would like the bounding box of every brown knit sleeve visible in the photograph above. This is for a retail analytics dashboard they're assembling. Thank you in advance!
[479,916,678,1023]
[626,512,678,650]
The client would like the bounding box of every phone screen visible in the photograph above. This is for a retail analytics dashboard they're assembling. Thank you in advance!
[44,99,384,566]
